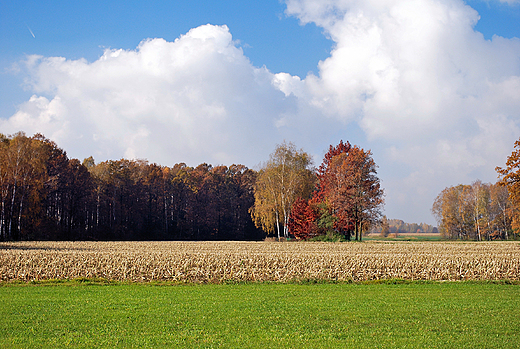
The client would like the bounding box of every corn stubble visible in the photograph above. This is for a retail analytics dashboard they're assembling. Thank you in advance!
[1,241,519,283]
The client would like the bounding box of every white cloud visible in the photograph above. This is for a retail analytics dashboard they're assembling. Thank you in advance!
[3,1,520,224]
[284,0,520,223]
[2,25,297,166]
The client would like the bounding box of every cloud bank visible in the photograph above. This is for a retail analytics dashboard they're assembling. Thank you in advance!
[2,0,520,223]
[4,25,299,166]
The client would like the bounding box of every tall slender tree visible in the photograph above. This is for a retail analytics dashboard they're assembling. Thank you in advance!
[489,183,512,240]
[250,142,314,239]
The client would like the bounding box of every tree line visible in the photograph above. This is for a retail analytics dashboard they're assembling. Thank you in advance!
[370,218,438,236]
[0,132,262,241]
[0,133,385,241]
[432,181,510,240]
[432,138,520,240]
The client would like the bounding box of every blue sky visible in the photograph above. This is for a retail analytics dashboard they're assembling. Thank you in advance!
[0,0,331,116]
[1,0,520,225]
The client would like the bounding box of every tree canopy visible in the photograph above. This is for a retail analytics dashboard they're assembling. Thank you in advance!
[250,141,314,239]
[2,133,389,242]
[496,138,520,236]
[285,141,385,241]
[432,181,511,240]
[0,132,262,241]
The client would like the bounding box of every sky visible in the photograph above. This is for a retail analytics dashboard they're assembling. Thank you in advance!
[1,0,520,225]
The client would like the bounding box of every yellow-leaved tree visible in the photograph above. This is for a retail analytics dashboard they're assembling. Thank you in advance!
[250,142,314,240]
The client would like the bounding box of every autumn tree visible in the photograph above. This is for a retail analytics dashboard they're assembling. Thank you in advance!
[315,140,351,202]
[432,181,512,240]
[380,216,390,237]
[1,131,263,242]
[433,184,472,240]
[250,142,314,240]
[0,133,48,240]
[314,142,384,241]
[0,132,96,240]
[489,183,512,239]
[496,138,520,237]
[0,134,9,240]
[287,197,318,240]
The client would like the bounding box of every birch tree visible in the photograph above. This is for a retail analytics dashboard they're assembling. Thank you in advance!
[432,181,512,240]
[250,142,314,239]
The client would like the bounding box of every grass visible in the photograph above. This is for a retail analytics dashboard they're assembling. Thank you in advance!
[1,282,519,348]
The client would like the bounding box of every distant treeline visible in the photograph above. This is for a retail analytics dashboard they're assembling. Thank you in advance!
[432,181,512,240]
[369,219,438,235]
[0,132,263,241]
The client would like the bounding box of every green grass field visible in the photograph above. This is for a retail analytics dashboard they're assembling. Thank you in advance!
[1,282,519,348]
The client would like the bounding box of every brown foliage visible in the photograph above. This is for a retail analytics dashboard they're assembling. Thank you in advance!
[497,138,520,236]
[313,142,384,240]
[0,132,262,241]
[432,182,512,240]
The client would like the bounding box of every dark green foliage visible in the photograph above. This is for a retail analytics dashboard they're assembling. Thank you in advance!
[308,229,347,242]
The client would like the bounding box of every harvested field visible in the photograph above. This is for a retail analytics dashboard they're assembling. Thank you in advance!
[1,241,519,283]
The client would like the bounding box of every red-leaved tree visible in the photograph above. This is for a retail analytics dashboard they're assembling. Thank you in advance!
[313,141,384,241]
[288,197,318,240]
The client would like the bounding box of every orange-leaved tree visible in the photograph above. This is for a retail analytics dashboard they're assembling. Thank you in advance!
[312,141,384,241]
[496,138,520,238]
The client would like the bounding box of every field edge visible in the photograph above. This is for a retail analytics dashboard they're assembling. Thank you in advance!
[1,277,519,287]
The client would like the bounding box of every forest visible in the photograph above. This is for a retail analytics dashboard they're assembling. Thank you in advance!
[0,133,386,241]
[1,131,519,241]
[0,132,262,241]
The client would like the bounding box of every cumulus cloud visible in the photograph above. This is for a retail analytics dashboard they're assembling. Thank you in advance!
[284,0,520,222]
[3,1,520,224]
[1,25,299,166]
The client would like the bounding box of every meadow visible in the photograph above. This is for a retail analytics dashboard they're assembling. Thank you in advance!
[1,282,519,348]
